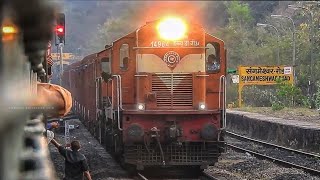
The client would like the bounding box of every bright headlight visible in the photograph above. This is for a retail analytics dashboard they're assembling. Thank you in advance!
[199,103,206,110]
[2,26,17,34]
[2,24,18,41]
[137,103,145,110]
[157,17,187,40]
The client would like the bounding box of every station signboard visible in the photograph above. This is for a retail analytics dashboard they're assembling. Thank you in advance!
[51,53,75,60]
[238,66,294,107]
[239,66,293,85]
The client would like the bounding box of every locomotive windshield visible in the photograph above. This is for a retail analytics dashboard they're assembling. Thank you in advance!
[120,44,129,71]
[101,57,110,73]
[206,43,220,73]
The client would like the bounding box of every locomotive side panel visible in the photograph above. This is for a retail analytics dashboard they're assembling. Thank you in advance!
[97,48,112,109]
[205,33,226,110]
[111,35,136,108]
[88,62,96,123]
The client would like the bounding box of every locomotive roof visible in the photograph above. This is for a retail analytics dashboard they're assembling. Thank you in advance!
[98,19,205,51]
[96,46,111,57]
[78,18,224,64]
[81,53,97,65]
[67,53,96,70]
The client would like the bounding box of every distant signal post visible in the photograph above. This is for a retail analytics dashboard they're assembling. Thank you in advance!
[55,13,69,146]
[238,66,294,107]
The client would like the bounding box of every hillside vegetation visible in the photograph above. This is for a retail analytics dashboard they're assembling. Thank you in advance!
[61,1,320,109]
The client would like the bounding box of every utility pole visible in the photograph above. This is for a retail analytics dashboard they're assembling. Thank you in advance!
[257,23,280,65]
[55,12,69,145]
[55,12,65,85]
[271,15,296,84]
[59,42,64,86]
[288,5,314,107]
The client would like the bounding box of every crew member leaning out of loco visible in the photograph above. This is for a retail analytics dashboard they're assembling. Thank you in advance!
[32,83,92,180]
[206,54,220,72]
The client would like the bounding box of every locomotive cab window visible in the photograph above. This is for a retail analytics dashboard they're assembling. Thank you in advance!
[120,44,129,71]
[101,57,110,73]
[206,43,220,73]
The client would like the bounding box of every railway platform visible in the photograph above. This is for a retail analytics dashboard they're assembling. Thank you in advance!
[226,109,320,153]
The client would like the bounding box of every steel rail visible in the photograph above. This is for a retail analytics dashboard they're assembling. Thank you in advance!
[136,171,221,180]
[227,143,320,176]
[225,130,320,159]
[137,172,148,180]
[200,171,221,180]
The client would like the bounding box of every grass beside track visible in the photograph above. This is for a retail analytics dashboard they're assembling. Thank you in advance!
[231,107,320,124]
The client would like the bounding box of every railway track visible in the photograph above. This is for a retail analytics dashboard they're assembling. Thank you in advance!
[137,172,149,180]
[200,171,222,180]
[135,171,221,180]
[225,130,320,176]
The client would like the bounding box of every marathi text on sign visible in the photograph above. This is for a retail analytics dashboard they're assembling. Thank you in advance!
[245,67,284,74]
[150,40,200,47]
[237,65,294,107]
[51,53,75,60]
[239,66,293,85]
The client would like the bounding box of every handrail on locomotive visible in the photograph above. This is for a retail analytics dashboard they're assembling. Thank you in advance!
[111,74,123,131]
[219,75,227,129]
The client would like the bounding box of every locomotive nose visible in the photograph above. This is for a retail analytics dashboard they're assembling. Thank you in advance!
[127,123,144,142]
[200,124,218,140]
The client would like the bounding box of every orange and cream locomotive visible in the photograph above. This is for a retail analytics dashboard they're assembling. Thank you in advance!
[63,17,226,172]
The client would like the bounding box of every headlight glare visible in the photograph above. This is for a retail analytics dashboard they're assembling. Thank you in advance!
[199,103,206,110]
[137,103,145,110]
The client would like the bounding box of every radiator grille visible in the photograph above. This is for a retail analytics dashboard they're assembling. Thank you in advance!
[152,73,193,107]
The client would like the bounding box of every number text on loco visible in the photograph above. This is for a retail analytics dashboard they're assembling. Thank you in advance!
[150,40,200,47]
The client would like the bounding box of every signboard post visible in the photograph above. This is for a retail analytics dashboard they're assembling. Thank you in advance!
[64,120,70,146]
[238,66,294,107]
[59,43,64,86]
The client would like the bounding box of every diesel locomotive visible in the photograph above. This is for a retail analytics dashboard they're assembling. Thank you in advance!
[62,17,227,172]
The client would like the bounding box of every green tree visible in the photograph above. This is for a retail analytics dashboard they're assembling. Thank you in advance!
[226,1,253,29]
